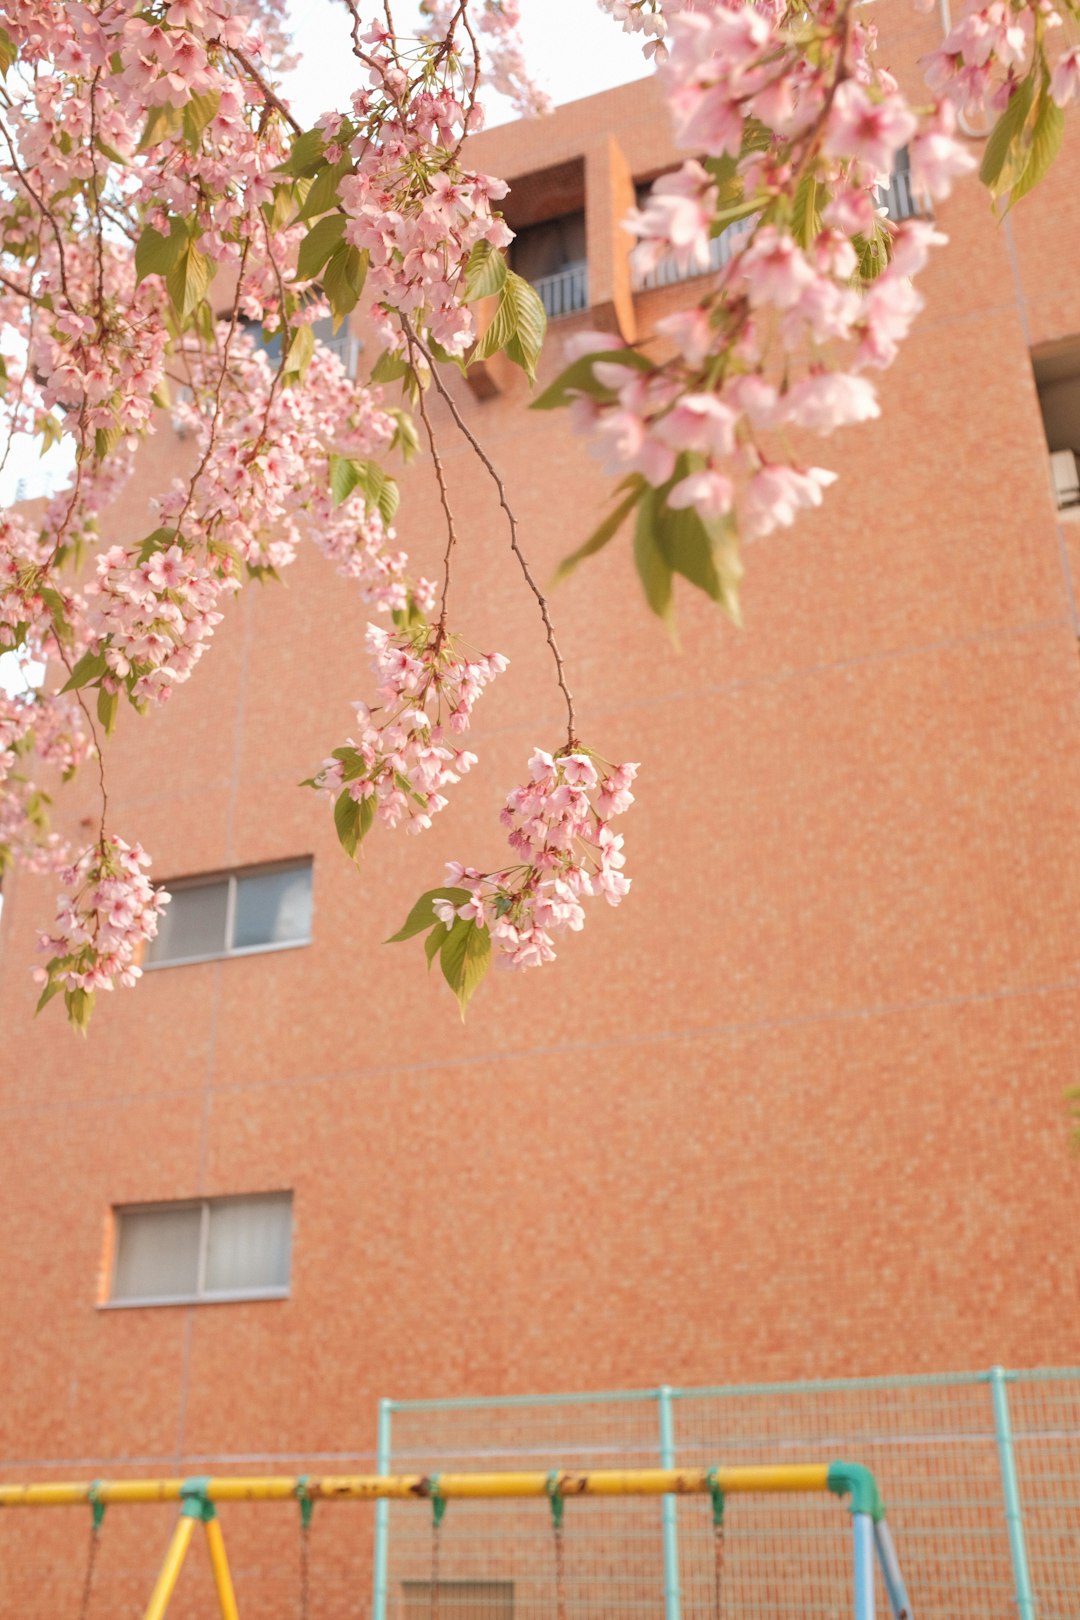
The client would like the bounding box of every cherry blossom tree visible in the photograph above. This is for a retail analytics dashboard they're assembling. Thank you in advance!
[0,0,1076,1027]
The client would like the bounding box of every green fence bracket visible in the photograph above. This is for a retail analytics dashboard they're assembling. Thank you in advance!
[546,1472,565,1531]
[705,1469,725,1530]
[427,1474,447,1529]
[87,1480,106,1533]
[296,1475,314,1531]
[826,1462,885,1522]
[179,1477,217,1522]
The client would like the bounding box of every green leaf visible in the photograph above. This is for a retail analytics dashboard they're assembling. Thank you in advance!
[135,223,187,284]
[275,127,326,178]
[138,102,184,152]
[136,526,177,562]
[387,886,470,943]
[35,974,64,1015]
[61,647,109,693]
[0,25,17,77]
[980,74,1036,195]
[334,788,374,861]
[439,917,492,1019]
[297,154,355,223]
[790,172,820,250]
[633,491,676,640]
[166,243,211,322]
[531,348,652,411]
[296,212,346,281]
[552,482,643,586]
[64,985,95,1035]
[1008,83,1064,208]
[424,927,443,970]
[329,453,362,507]
[182,89,221,147]
[323,243,367,327]
[388,407,420,464]
[283,322,315,381]
[473,270,547,380]
[96,686,119,738]
[463,239,508,302]
[371,350,409,384]
[329,457,400,525]
[657,501,742,626]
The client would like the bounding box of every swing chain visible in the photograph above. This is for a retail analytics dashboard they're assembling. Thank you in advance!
[546,1473,567,1620]
[77,1483,106,1620]
[428,1476,447,1620]
[296,1476,313,1620]
[706,1470,725,1620]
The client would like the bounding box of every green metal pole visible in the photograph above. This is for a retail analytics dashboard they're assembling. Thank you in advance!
[658,1386,682,1620]
[372,1399,392,1620]
[990,1367,1036,1620]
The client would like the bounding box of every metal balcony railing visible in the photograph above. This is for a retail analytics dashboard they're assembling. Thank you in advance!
[879,167,925,222]
[533,261,588,319]
[632,215,755,292]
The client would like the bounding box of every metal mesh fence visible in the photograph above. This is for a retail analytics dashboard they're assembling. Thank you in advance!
[380,1369,1080,1620]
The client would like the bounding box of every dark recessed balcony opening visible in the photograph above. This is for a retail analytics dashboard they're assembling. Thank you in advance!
[1033,337,1080,512]
[503,157,587,320]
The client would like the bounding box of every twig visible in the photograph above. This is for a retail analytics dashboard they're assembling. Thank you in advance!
[402,319,578,747]
[403,329,459,638]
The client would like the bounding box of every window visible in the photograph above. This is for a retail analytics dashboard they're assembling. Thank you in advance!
[1032,337,1080,513]
[244,314,361,377]
[879,148,925,222]
[144,859,313,968]
[511,213,587,320]
[632,177,753,292]
[109,1194,293,1306]
[402,1583,514,1620]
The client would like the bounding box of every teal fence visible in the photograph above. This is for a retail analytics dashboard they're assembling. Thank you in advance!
[374,1367,1080,1620]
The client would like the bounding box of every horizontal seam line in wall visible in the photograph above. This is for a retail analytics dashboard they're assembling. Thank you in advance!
[87,614,1077,813]
[5,975,1078,1120]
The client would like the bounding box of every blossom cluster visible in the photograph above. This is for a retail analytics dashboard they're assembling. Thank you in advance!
[310,624,508,840]
[437,748,638,971]
[555,0,984,568]
[33,836,170,1027]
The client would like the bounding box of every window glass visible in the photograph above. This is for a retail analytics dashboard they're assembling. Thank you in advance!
[113,1205,202,1301]
[205,1194,293,1295]
[146,879,229,965]
[233,865,313,951]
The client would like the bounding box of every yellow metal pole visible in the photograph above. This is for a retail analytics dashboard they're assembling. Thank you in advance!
[204,1514,241,1620]
[0,1464,833,1510]
[142,1513,196,1620]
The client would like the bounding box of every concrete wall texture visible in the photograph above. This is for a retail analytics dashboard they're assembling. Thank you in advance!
[2,0,1080,1609]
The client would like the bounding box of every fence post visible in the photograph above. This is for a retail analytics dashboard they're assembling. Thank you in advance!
[658,1386,681,1620]
[372,1398,392,1620]
[990,1366,1037,1620]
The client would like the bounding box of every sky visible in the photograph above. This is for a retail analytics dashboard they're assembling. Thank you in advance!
[0,1,651,516]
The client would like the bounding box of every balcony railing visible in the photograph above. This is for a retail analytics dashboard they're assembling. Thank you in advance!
[879,168,925,222]
[533,261,588,320]
[632,215,755,293]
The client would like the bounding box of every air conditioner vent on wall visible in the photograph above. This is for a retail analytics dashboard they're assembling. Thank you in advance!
[1051,448,1080,510]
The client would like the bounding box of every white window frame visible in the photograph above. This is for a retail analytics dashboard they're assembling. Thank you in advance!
[103,1193,293,1309]
[143,858,313,970]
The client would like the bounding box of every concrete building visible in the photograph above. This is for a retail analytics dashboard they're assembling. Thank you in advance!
[2,0,1080,1610]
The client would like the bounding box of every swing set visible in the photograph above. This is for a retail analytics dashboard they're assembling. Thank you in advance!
[0,1461,913,1620]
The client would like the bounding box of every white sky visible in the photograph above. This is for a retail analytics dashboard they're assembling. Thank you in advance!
[282,0,652,128]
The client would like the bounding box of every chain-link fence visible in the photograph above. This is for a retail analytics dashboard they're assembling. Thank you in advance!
[378,1369,1080,1620]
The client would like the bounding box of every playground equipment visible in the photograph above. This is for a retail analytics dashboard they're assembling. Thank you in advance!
[0,1461,912,1620]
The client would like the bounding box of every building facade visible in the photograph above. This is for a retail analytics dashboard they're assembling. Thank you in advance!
[2,0,1080,1610]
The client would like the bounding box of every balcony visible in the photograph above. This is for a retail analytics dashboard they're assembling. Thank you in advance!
[633,216,754,293]
[534,261,589,320]
[880,166,923,222]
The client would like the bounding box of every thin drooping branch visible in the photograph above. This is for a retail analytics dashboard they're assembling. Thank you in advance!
[404,328,459,638]
[403,319,578,748]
